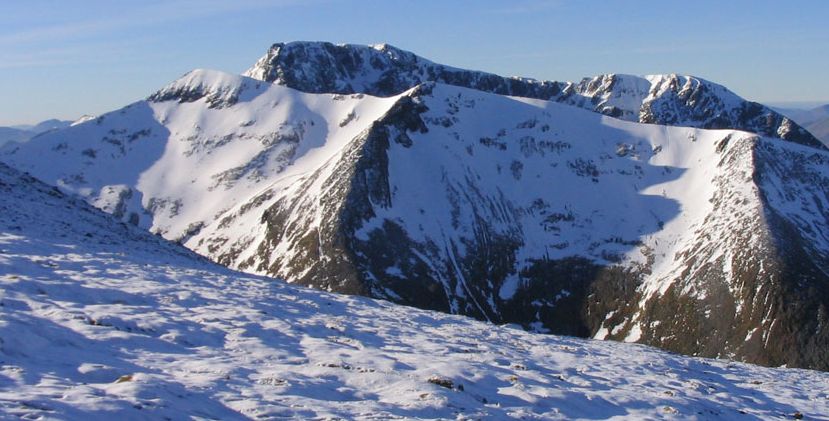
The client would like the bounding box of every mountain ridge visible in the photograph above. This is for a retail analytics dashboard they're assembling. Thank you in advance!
[244,41,823,150]
[3,45,829,370]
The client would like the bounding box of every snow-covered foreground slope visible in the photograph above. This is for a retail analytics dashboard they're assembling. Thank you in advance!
[2,162,828,420]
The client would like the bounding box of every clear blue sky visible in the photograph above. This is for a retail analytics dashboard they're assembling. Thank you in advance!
[2,0,827,125]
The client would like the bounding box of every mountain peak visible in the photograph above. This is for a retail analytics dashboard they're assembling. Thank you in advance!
[243,41,433,92]
[149,69,259,109]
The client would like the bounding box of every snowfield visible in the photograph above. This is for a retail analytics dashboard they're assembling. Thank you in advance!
[1,164,828,419]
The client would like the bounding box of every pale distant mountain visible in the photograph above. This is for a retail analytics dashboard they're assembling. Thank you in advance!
[775,104,829,146]
[0,127,32,145]
[0,118,74,147]
[807,118,829,146]
[27,118,73,133]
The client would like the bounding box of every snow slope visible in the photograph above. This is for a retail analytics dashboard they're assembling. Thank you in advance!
[0,72,750,280]
[4,69,829,370]
[0,73,742,301]
[2,161,828,419]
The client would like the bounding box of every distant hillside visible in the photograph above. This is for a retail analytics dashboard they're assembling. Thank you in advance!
[776,104,829,146]
[0,118,74,148]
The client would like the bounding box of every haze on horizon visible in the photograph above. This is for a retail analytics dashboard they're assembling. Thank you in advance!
[2,0,827,126]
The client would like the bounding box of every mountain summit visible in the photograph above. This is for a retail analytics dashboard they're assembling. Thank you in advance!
[244,41,823,149]
[3,42,829,370]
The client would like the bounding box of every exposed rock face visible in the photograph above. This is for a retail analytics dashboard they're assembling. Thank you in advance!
[568,74,823,149]
[244,42,565,100]
[245,42,823,149]
[606,137,829,369]
[4,47,829,371]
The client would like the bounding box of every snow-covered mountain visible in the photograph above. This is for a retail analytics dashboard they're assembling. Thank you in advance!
[2,160,828,419]
[3,43,829,371]
[245,42,823,149]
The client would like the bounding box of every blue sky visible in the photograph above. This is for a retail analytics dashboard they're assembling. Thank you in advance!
[2,0,827,125]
